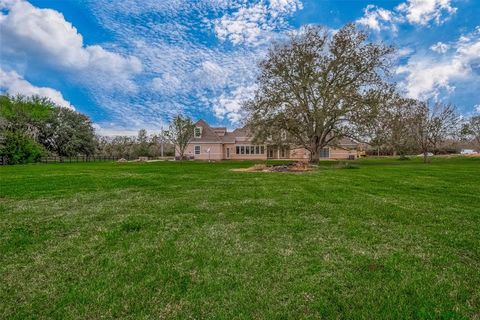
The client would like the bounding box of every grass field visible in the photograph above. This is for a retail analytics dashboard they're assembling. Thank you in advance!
[1,157,479,319]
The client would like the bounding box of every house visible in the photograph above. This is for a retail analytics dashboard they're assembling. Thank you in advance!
[179,119,361,160]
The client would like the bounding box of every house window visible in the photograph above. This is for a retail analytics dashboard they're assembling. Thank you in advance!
[320,147,329,158]
[236,146,240,154]
[281,130,287,141]
[194,127,202,138]
[250,146,255,154]
[246,146,250,154]
[194,145,201,155]
[281,147,289,158]
[255,146,260,154]
[260,146,265,154]
[241,146,245,154]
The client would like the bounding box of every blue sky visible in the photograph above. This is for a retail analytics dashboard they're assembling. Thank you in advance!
[0,0,479,135]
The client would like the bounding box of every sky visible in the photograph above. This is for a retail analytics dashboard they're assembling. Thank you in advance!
[0,0,479,135]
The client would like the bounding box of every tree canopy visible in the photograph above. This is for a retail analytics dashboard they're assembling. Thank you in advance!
[0,94,96,164]
[244,23,394,163]
[163,115,195,160]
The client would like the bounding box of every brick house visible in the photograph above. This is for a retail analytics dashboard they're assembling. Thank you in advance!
[179,119,361,160]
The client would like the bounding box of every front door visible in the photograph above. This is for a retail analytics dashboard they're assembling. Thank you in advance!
[226,148,230,159]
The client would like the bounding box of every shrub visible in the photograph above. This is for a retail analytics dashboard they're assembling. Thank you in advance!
[0,131,44,164]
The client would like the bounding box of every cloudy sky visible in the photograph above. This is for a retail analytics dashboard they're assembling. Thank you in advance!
[0,0,479,135]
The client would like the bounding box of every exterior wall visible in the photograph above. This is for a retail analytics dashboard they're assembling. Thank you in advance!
[178,144,358,160]
[182,143,224,160]
[329,148,358,159]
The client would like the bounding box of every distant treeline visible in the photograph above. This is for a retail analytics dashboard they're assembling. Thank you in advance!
[0,95,172,164]
[96,130,174,159]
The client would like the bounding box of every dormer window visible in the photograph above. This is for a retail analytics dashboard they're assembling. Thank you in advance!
[281,130,287,141]
[194,127,202,138]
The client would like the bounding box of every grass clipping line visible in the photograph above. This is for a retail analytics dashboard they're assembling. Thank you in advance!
[231,162,315,173]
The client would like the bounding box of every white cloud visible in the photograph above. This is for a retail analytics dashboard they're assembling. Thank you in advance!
[396,0,456,26]
[214,0,302,45]
[357,0,456,32]
[357,5,398,32]
[212,85,257,123]
[475,104,480,113]
[151,74,182,95]
[397,31,480,99]
[1,0,298,129]
[430,41,450,53]
[188,60,231,90]
[0,0,142,91]
[0,68,73,109]
[397,47,415,57]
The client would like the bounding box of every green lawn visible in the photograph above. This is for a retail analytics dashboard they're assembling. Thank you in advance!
[1,157,479,319]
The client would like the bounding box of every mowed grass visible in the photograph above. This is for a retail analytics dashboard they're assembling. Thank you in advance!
[1,157,479,319]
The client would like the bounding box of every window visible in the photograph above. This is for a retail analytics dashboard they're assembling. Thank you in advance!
[281,130,287,141]
[194,145,201,155]
[281,147,288,158]
[194,127,202,138]
[320,147,329,158]
[236,145,265,155]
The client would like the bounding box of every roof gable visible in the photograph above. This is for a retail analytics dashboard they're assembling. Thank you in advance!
[192,119,222,142]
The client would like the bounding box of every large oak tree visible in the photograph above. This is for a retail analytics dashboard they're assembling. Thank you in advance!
[243,23,394,163]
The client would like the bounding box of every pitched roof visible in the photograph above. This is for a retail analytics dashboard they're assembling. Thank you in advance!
[191,119,222,142]
[220,132,236,143]
[190,120,357,147]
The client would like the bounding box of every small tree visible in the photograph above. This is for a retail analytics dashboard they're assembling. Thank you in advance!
[411,101,458,163]
[243,23,394,163]
[163,115,195,160]
[135,129,150,157]
[462,115,480,150]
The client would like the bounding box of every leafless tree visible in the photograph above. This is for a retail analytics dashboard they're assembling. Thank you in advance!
[163,115,195,160]
[411,101,458,163]
[462,115,480,150]
[383,96,420,158]
[243,23,394,163]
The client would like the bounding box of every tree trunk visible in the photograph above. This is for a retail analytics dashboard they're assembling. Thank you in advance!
[309,143,320,164]
[423,151,429,163]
